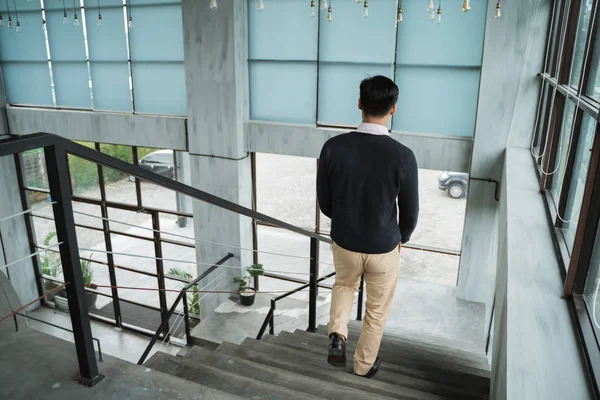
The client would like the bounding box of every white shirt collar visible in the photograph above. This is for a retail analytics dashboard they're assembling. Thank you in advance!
[355,123,390,136]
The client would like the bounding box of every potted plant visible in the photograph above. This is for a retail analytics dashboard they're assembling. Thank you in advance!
[233,264,264,306]
[54,253,97,311]
[40,232,62,302]
[81,255,98,309]
[168,268,201,330]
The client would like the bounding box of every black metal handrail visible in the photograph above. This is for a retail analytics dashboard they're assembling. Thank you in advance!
[137,252,233,365]
[15,312,103,362]
[0,133,333,384]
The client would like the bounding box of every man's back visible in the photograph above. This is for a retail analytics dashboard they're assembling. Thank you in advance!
[317,131,419,254]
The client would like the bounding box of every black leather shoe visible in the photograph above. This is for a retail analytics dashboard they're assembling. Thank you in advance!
[327,333,346,367]
[355,357,381,378]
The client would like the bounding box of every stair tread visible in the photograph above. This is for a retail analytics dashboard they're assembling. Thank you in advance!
[228,337,470,400]
[314,326,490,371]
[271,331,490,394]
[145,351,323,400]
[322,321,484,354]
[185,345,395,400]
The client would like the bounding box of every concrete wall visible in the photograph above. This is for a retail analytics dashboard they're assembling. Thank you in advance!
[181,0,253,318]
[489,148,594,399]
[247,121,473,173]
[0,156,39,312]
[6,107,187,150]
[457,0,552,321]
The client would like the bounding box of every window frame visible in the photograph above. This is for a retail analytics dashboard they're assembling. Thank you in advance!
[534,0,600,395]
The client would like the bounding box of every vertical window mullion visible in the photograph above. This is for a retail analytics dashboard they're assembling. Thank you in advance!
[541,92,567,191]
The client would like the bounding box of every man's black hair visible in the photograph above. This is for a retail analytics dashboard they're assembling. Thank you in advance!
[359,75,399,117]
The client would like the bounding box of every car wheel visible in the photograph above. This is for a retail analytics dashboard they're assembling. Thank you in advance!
[448,183,465,199]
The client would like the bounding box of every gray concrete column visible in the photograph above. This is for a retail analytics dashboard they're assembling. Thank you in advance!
[456,0,551,316]
[0,67,9,138]
[0,156,39,312]
[181,0,252,318]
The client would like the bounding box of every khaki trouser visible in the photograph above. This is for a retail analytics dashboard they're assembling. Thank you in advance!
[328,242,400,376]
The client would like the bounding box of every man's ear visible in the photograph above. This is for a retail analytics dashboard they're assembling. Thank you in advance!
[358,98,363,110]
[390,104,397,116]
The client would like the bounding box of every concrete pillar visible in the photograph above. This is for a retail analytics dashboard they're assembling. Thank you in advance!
[181,0,252,318]
[0,67,9,138]
[175,151,193,227]
[456,0,551,330]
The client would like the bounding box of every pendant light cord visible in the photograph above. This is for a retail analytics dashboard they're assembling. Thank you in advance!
[12,0,17,21]
[4,0,9,19]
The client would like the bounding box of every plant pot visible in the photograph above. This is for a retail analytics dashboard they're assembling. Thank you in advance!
[44,279,60,302]
[86,292,98,310]
[54,294,69,312]
[239,288,256,306]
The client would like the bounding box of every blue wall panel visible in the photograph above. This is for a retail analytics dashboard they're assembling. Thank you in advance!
[132,62,186,115]
[250,61,317,124]
[249,0,318,61]
[90,62,132,112]
[1,63,53,106]
[319,0,397,64]
[52,62,92,108]
[318,63,394,127]
[393,66,481,136]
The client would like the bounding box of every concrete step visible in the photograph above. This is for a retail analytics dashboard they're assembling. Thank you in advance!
[346,320,483,353]
[0,327,242,400]
[315,325,490,371]
[185,345,394,400]
[272,330,489,394]
[228,337,454,400]
[145,351,323,400]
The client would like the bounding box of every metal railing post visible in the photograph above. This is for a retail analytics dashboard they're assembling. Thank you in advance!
[182,291,192,343]
[308,237,319,332]
[44,144,104,387]
[151,211,169,337]
[269,299,276,335]
[356,275,364,321]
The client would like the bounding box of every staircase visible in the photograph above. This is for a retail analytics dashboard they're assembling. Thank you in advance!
[145,320,491,400]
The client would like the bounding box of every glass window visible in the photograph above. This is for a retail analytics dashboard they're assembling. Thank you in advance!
[584,221,600,335]
[562,114,596,250]
[535,84,552,151]
[68,142,101,198]
[547,0,563,75]
[585,16,600,99]
[256,153,316,230]
[569,0,593,88]
[100,144,137,205]
[551,100,576,201]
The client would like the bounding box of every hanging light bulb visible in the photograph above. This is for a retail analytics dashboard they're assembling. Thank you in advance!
[427,0,435,11]
[462,0,470,12]
[128,15,132,27]
[327,5,332,21]
[397,7,403,24]
[495,1,501,18]
[310,0,316,17]
[210,0,218,10]
[97,13,102,26]
[436,4,442,23]
[363,0,368,18]
[321,0,328,10]
[7,16,12,28]
[354,0,362,3]
[72,0,79,26]
[0,14,3,27]
[257,0,264,12]
[63,11,68,24]
[15,19,20,32]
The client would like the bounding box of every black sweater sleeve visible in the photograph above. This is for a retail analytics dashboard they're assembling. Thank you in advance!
[398,151,419,243]
[317,146,332,219]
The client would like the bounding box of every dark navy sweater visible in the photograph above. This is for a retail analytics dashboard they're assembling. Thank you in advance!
[317,132,419,254]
